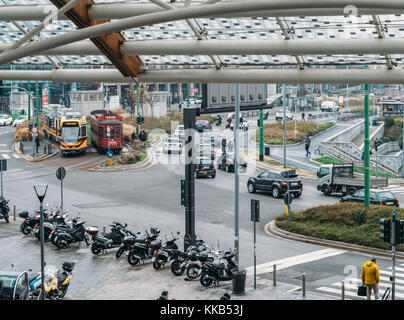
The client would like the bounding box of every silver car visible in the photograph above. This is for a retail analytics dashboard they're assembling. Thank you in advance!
[0,114,13,126]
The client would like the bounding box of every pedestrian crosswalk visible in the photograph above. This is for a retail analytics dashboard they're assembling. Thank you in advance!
[0,153,20,160]
[382,185,404,195]
[316,263,404,300]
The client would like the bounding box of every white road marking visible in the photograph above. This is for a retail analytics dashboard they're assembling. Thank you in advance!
[1,154,10,159]
[245,248,346,275]
[12,154,20,159]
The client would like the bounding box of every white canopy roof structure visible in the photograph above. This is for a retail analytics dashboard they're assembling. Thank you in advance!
[1,0,404,83]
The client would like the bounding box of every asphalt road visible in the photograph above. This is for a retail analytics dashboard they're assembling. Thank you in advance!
[1,122,404,300]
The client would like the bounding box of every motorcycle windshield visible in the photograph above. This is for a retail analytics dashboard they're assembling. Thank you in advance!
[44,265,58,281]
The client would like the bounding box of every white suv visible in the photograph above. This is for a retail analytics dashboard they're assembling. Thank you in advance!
[0,114,13,126]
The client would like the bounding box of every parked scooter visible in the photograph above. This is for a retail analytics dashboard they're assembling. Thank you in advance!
[199,250,238,287]
[0,196,10,223]
[52,220,91,249]
[215,115,222,126]
[127,227,161,266]
[152,232,180,270]
[87,222,131,255]
[170,239,208,276]
[33,210,69,242]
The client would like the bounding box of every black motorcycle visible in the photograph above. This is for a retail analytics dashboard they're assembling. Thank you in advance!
[127,227,161,266]
[53,221,91,249]
[215,115,222,126]
[0,196,10,223]
[151,233,180,270]
[199,251,238,287]
[34,211,68,242]
[170,240,208,276]
[88,222,130,255]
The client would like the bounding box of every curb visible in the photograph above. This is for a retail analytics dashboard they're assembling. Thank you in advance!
[22,152,59,162]
[265,220,404,260]
[88,136,163,172]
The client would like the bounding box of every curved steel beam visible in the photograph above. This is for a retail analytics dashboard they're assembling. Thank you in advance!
[1,4,403,20]
[1,38,404,56]
[0,0,403,65]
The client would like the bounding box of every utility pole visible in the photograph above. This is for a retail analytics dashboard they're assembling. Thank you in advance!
[364,70,370,208]
[234,82,240,265]
[392,211,397,300]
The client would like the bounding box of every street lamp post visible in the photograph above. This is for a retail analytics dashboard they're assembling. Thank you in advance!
[33,184,48,301]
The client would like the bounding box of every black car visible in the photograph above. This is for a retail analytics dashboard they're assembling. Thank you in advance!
[195,120,212,132]
[217,153,247,173]
[195,157,216,178]
[340,189,399,207]
[247,170,303,198]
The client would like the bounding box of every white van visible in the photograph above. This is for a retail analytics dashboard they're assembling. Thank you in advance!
[320,101,339,112]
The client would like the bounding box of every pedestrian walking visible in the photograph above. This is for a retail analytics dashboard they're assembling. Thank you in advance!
[221,138,227,153]
[361,256,380,300]
[35,135,40,153]
[178,102,182,112]
[301,112,305,121]
[227,139,234,153]
[304,136,311,157]
[131,131,137,141]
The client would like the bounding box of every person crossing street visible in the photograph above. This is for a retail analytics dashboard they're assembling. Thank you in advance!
[361,256,380,300]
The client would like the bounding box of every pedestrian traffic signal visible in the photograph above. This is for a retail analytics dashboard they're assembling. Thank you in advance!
[379,218,391,243]
[28,123,32,132]
[181,179,185,206]
[140,116,144,125]
[395,220,404,244]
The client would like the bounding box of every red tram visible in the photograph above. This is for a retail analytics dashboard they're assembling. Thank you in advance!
[90,110,123,154]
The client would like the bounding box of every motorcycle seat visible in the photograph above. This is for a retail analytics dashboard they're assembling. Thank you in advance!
[134,234,148,242]
[208,261,225,270]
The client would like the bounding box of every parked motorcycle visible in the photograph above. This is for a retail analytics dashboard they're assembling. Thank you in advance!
[52,220,91,249]
[29,262,75,300]
[199,250,238,287]
[152,232,180,270]
[170,239,208,276]
[19,210,41,235]
[127,227,161,266]
[87,222,130,255]
[34,210,69,242]
[0,196,10,223]
[215,115,222,126]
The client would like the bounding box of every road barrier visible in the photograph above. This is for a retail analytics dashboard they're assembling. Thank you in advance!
[302,273,306,297]
[273,264,276,286]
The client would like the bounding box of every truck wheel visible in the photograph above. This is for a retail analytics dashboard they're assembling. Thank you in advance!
[322,185,331,196]
[347,188,356,195]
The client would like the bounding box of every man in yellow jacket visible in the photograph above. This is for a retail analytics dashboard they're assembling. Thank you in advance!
[361,256,380,300]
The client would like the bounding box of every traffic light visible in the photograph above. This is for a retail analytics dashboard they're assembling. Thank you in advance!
[140,116,144,125]
[181,179,185,206]
[374,138,382,151]
[395,220,404,244]
[28,123,32,132]
[379,218,391,243]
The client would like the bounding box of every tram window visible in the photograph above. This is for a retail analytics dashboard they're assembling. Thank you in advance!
[80,125,86,137]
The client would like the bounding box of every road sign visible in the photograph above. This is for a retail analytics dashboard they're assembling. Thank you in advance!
[56,167,66,180]
[32,127,38,134]
[107,150,114,158]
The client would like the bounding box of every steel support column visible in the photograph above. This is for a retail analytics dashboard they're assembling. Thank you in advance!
[184,107,197,250]
[364,80,370,208]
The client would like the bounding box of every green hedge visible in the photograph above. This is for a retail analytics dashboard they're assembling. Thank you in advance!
[275,203,404,251]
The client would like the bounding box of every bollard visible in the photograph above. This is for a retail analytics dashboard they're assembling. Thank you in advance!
[273,264,276,286]
[13,205,15,221]
[103,225,106,233]
[302,273,306,298]
[341,281,345,300]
